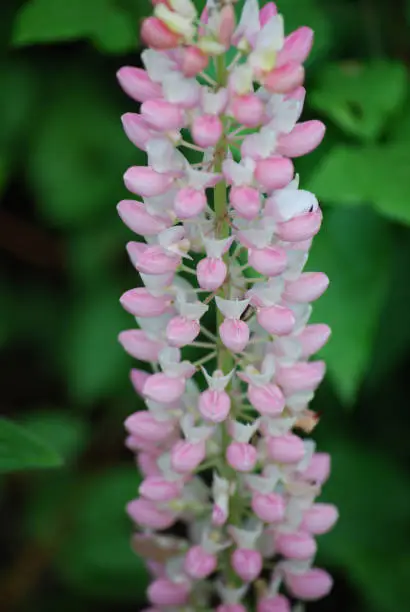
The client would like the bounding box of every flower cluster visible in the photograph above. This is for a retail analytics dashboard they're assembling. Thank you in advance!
[117,1,338,610]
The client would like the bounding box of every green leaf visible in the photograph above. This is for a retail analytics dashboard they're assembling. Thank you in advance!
[13,0,138,53]
[368,233,410,384]
[308,144,410,225]
[56,466,148,601]
[67,221,128,286]
[311,61,407,142]
[0,418,63,473]
[319,436,410,612]
[307,207,392,404]
[61,285,130,404]
[20,411,89,464]
[28,69,142,228]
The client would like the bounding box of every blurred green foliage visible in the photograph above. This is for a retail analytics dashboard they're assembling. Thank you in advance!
[0,1,410,611]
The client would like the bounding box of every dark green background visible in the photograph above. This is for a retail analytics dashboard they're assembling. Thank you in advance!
[1,1,410,610]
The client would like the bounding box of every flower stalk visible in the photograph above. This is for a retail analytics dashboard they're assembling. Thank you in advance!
[117,1,338,610]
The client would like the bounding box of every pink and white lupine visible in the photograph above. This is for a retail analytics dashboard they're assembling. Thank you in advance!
[117,0,338,609]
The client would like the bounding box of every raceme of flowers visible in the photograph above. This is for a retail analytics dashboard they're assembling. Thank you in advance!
[116,1,338,610]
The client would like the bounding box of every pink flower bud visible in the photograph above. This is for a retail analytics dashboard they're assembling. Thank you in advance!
[124,166,174,198]
[148,578,190,606]
[298,452,331,484]
[277,210,322,242]
[284,568,333,601]
[118,329,164,362]
[127,243,180,275]
[126,433,159,453]
[220,318,250,353]
[141,17,182,50]
[226,442,258,472]
[231,548,263,582]
[277,121,326,158]
[219,4,236,47]
[277,27,314,67]
[255,157,294,191]
[275,531,317,560]
[137,451,161,477]
[264,62,305,94]
[199,389,231,423]
[192,115,223,147]
[184,545,217,579]
[284,272,329,303]
[141,100,185,132]
[212,503,228,526]
[248,383,285,416]
[181,46,208,77]
[125,411,175,443]
[121,113,152,151]
[171,440,206,473]
[117,67,162,103]
[174,187,207,218]
[117,199,170,236]
[276,361,326,394]
[298,324,331,358]
[197,257,227,291]
[127,498,177,530]
[257,306,296,336]
[145,559,166,578]
[166,316,200,347]
[257,594,291,612]
[259,2,278,26]
[267,433,306,464]
[251,492,285,523]
[248,246,287,277]
[140,476,183,502]
[120,288,170,318]
[230,186,261,220]
[143,372,186,403]
[301,503,339,535]
[130,369,150,395]
[231,94,265,128]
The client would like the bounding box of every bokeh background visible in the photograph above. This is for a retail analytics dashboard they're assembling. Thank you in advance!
[1,0,410,610]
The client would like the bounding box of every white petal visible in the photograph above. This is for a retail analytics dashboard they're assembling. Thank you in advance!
[264,416,296,436]
[215,296,250,320]
[257,14,284,52]
[178,299,208,320]
[147,138,186,174]
[216,582,249,605]
[222,158,255,186]
[163,73,200,105]
[202,367,235,391]
[275,189,319,222]
[228,524,263,550]
[202,87,229,115]
[142,49,175,82]
[234,0,260,44]
[203,235,233,259]
[231,418,260,443]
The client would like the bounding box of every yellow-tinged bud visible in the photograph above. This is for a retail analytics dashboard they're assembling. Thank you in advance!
[155,4,195,39]
[169,0,197,20]
[197,37,227,55]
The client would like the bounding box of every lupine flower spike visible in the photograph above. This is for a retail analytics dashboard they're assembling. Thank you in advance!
[118,1,338,609]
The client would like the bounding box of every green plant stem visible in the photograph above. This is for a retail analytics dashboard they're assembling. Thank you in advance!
[213,52,242,589]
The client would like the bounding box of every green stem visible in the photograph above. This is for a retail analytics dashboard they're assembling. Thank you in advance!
[213,52,242,589]
[214,54,234,374]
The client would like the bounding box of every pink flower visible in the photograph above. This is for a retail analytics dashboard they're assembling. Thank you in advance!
[117,1,336,607]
